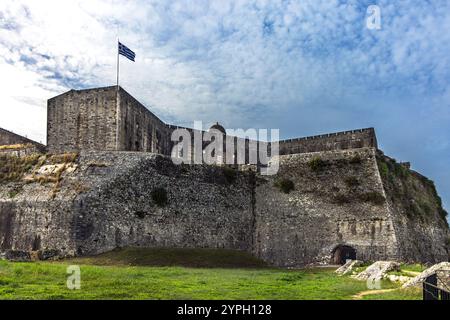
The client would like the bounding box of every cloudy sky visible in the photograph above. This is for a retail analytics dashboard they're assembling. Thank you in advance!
[0,0,449,214]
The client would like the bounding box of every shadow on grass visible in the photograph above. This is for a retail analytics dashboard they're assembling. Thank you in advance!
[64,247,271,269]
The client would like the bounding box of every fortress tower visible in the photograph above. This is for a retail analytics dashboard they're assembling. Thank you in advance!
[47,86,171,154]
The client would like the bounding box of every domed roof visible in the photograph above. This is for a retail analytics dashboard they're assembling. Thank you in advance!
[209,122,226,134]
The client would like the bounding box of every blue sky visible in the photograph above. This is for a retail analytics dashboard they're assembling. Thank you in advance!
[0,0,449,216]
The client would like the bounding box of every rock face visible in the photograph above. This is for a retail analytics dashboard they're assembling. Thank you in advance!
[354,261,401,280]
[387,274,411,283]
[335,260,363,275]
[402,262,450,288]
[0,148,449,267]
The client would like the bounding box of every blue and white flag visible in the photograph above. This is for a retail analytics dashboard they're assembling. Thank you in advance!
[118,42,135,62]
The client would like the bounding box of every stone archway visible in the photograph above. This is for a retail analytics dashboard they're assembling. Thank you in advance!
[332,245,356,265]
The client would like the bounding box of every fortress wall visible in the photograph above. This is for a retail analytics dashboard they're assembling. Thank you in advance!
[278,128,377,155]
[376,153,450,262]
[0,200,75,256]
[47,87,118,153]
[0,152,255,257]
[116,88,171,155]
[1,149,447,265]
[71,152,254,255]
[254,148,400,267]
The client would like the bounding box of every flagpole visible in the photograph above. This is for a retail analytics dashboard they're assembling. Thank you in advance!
[115,38,120,150]
[116,39,120,88]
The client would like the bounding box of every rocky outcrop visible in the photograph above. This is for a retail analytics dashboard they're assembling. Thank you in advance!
[335,260,363,275]
[402,262,450,288]
[354,261,401,280]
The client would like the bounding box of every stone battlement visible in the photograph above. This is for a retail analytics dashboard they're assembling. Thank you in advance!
[46,86,378,157]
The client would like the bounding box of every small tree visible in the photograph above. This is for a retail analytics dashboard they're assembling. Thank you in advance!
[151,187,168,207]
[274,178,295,194]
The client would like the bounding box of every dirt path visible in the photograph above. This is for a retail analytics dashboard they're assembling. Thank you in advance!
[352,288,397,300]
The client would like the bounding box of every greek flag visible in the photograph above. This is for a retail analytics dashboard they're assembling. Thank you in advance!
[118,42,135,62]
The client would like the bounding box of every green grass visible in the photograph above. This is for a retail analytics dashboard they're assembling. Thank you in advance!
[0,248,422,300]
[362,287,422,300]
[400,263,427,273]
[66,247,269,269]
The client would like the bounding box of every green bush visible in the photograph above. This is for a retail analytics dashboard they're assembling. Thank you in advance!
[151,187,168,207]
[393,163,409,178]
[222,166,237,184]
[274,178,295,194]
[377,160,389,179]
[308,157,326,172]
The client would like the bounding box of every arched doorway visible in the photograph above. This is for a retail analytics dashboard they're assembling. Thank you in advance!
[332,245,356,265]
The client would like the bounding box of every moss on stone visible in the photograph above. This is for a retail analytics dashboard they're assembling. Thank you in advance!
[308,157,326,172]
[274,178,295,194]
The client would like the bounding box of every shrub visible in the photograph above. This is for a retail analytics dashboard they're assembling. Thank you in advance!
[308,157,326,172]
[222,166,237,184]
[344,176,359,188]
[393,162,409,178]
[7,186,22,198]
[151,187,168,207]
[360,192,385,205]
[274,178,295,194]
[377,160,389,179]
[0,153,41,183]
[48,153,79,164]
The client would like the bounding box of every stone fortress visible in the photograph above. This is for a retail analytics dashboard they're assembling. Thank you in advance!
[0,85,449,266]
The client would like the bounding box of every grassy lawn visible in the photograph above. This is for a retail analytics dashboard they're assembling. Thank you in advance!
[0,248,422,300]
[362,287,422,300]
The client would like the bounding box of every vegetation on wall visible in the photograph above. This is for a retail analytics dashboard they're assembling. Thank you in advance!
[308,157,326,172]
[222,166,237,184]
[376,154,448,226]
[274,178,295,194]
[151,187,168,207]
[0,143,32,150]
[48,153,79,164]
[0,152,79,199]
[422,177,448,224]
[0,154,41,182]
